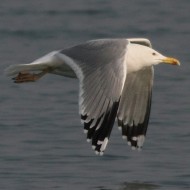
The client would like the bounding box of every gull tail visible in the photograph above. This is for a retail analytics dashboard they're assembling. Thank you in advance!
[5,64,40,77]
[4,51,62,83]
[5,64,50,83]
[4,51,59,77]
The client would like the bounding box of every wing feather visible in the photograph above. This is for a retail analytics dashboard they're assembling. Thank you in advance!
[117,67,153,149]
[60,39,128,154]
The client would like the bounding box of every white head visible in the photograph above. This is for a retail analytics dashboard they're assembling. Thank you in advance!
[126,43,180,73]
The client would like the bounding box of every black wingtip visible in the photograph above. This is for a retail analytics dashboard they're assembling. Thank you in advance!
[117,93,152,150]
[82,100,120,155]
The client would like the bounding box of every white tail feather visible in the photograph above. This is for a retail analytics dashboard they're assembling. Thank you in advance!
[5,64,48,76]
[5,51,59,77]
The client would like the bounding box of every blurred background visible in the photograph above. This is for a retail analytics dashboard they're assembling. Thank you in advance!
[0,0,190,189]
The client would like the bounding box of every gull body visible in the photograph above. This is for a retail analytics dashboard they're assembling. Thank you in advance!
[5,38,180,155]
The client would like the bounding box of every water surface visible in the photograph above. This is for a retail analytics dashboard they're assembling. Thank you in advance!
[0,1,190,189]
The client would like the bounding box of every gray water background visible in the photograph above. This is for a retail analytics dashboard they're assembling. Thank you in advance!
[0,0,190,189]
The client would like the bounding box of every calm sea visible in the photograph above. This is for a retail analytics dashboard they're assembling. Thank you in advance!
[0,0,190,189]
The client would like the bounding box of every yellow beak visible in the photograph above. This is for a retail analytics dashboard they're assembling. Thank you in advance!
[162,57,180,66]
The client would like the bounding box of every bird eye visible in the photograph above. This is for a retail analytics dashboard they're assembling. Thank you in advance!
[152,52,156,56]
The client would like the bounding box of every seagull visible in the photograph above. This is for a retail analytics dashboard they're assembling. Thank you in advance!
[5,38,180,155]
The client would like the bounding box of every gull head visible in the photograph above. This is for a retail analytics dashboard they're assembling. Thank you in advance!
[126,43,180,73]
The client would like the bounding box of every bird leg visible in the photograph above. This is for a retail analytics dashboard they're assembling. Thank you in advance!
[13,68,51,83]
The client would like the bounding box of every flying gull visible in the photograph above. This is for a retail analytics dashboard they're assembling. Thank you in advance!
[5,38,180,155]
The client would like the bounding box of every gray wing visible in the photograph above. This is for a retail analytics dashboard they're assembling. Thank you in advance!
[117,67,154,149]
[60,39,128,154]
